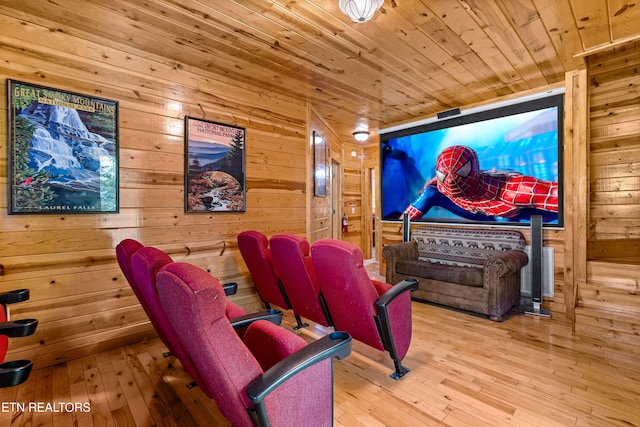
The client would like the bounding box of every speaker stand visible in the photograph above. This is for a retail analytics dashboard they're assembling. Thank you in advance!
[524,301,552,318]
[402,213,411,242]
[523,215,551,318]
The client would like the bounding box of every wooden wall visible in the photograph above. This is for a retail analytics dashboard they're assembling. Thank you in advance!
[362,141,380,260]
[342,142,364,248]
[572,41,640,344]
[587,41,640,261]
[0,10,318,368]
[308,108,345,243]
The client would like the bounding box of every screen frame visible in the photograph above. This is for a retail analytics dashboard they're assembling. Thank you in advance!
[379,92,565,228]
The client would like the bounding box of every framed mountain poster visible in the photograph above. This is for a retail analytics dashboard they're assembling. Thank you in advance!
[7,80,119,214]
[185,117,246,212]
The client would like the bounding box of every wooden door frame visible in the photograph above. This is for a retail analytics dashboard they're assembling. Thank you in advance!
[330,159,342,239]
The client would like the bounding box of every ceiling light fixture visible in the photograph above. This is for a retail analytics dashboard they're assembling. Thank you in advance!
[339,0,383,23]
[353,130,370,142]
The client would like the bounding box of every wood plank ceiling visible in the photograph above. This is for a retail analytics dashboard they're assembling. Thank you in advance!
[3,0,640,142]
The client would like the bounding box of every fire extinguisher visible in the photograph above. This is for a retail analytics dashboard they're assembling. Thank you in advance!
[342,213,349,234]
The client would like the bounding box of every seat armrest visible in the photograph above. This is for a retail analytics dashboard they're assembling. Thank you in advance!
[246,331,352,425]
[483,250,529,277]
[0,360,33,388]
[229,309,282,330]
[374,279,417,372]
[222,282,238,296]
[0,319,38,338]
[375,278,418,310]
[0,289,30,305]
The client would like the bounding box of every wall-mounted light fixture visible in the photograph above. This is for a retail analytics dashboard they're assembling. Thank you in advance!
[338,0,383,23]
[352,130,370,142]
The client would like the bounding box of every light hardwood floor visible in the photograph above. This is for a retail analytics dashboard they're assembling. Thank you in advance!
[1,264,638,426]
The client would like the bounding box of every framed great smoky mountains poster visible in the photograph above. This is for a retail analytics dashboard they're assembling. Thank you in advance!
[7,80,119,214]
[184,117,246,213]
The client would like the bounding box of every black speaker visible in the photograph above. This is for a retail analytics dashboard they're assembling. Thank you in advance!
[437,108,461,119]
[524,215,551,317]
[531,215,543,304]
[402,213,411,242]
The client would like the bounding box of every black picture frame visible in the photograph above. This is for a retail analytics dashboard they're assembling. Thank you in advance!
[313,131,327,197]
[185,116,246,212]
[7,79,119,214]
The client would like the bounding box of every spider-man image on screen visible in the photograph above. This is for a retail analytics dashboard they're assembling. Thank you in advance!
[402,145,558,222]
[381,100,562,226]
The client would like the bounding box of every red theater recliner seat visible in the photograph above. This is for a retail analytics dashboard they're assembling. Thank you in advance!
[238,230,307,329]
[270,233,333,327]
[116,239,281,395]
[130,246,216,396]
[0,289,38,388]
[311,239,418,379]
[156,261,352,427]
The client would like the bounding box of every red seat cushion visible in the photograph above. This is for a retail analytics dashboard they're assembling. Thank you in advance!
[0,305,8,361]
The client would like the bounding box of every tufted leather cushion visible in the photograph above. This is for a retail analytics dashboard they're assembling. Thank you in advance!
[396,260,484,287]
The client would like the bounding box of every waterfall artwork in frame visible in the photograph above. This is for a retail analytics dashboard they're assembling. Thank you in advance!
[7,80,119,214]
[185,117,246,212]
